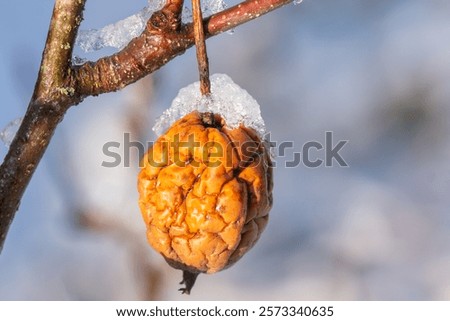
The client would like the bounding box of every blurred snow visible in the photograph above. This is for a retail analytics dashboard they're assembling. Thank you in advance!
[1,0,450,300]
[153,74,266,136]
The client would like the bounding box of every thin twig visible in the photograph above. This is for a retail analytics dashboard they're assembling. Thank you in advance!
[72,0,293,98]
[192,0,211,95]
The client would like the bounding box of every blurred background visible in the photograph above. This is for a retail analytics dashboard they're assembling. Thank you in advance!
[1,0,450,300]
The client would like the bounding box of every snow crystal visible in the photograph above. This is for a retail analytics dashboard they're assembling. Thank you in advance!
[0,118,23,148]
[75,0,165,52]
[153,74,266,137]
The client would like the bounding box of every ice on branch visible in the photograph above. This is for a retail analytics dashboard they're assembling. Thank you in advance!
[0,118,23,148]
[153,74,266,137]
[75,0,165,52]
[76,0,227,53]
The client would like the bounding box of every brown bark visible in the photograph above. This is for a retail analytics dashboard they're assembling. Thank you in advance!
[0,0,293,251]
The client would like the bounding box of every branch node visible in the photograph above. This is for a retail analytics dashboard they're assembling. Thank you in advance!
[149,11,171,31]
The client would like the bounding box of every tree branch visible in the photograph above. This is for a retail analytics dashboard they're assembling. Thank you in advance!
[36,0,85,100]
[72,0,293,97]
[0,0,293,251]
